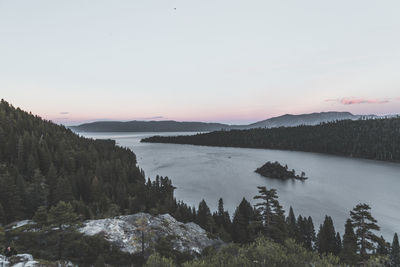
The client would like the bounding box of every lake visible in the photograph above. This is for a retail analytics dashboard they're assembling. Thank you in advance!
[81,132,400,240]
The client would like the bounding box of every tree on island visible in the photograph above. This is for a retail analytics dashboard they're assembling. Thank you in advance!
[255,161,307,180]
[350,203,380,264]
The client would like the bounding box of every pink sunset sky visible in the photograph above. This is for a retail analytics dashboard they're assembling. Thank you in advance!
[1,1,400,125]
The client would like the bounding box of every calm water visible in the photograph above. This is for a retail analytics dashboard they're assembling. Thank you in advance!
[81,132,400,239]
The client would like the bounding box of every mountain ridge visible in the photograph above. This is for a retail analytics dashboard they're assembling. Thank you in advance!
[70,111,390,132]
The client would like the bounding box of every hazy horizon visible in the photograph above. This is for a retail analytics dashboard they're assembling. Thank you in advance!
[1,0,400,124]
[3,98,396,126]
[64,110,398,127]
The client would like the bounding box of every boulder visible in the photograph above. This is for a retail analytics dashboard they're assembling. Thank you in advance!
[79,213,223,255]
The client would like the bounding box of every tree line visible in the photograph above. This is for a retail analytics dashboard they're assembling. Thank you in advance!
[142,117,400,162]
[2,184,399,266]
[173,186,399,266]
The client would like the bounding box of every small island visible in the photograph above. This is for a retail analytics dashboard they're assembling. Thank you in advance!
[255,161,307,180]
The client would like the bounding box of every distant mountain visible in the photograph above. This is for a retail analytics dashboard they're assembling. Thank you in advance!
[70,111,387,132]
[70,120,230,132]
[244,111,360,129]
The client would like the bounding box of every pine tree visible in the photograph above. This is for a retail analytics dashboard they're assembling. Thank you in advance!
[214,198,225,227]
[0,126,5,162]
[26,169,49,216]
[232,198,255,243]
[232,207,248,243]
[33,206,48,227]
[0,203,5,225]
[340,219,358,265]
[26,154,37,177]
[296,215,305,244]
[0,169,24,222]
[48,201,78,259]
[391,233,400,267]
[217,198,225,219]
[48,201,78,230]
[316,216,337,255]
[335,232,342,255]
[286,206,297,240]
[270,202,287,244]
[54,176,74,204]
[0,226,5,249]
[213,198,232,241]
[46,164,58,207]
[16,136,24,170]
[297,215,315,250]
[135,216,152,262]
[376,235,390,255]
[350,203,380,262]
[196,199,214,232]
[253,186,287,243]
[305,216,316,251]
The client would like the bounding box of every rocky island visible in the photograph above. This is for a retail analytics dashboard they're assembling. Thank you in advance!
[255,161,307,180]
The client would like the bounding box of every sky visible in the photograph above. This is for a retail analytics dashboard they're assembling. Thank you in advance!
[1,0,400,125]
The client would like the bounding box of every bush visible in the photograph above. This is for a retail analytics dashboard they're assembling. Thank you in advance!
[144,253,175,267]
[183,237,343,267]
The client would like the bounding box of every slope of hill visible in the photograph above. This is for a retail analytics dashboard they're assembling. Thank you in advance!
[142,117,400,163]
[0,99,189,225]
[244,111,359,128]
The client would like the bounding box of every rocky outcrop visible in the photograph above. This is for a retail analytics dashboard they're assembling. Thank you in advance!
[79,213,223,255]
[0,254,75,267]
[10,220,35,230]
[0,254,38,267]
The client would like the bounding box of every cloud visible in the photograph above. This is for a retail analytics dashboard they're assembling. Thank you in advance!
[60,111,69,115]
[143,116,164,120]
[325,98,339,102]
[341,98,389,105]
[325,97,391,105]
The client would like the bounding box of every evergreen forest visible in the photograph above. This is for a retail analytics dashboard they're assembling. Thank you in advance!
[142,117,400,162]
